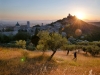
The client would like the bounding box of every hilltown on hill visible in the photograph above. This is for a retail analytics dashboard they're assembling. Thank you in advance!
[0,21,67,36]
[0,14,77,37]
[2,14,99,43]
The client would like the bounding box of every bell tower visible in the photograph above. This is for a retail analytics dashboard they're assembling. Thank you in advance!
[27,21,30,28]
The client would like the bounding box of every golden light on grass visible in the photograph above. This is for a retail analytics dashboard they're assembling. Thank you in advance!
[0,47,100,75]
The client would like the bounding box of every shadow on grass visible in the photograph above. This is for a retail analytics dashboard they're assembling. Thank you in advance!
[79,52,91,57]
[0,55,58,75]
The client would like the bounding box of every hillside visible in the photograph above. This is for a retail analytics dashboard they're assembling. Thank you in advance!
[51,14,100,41]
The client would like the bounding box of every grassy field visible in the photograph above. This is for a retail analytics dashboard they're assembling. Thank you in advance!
[0,47,100,75]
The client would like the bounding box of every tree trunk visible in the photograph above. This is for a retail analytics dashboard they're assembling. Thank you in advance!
[48,50,56,61]
[67,50,69,55]
[86,51,87,54]
[42,51,45,56]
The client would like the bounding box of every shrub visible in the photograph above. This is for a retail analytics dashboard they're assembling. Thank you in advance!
[26,43,35,51]
[87,45,100,56]
[16,40,26,48]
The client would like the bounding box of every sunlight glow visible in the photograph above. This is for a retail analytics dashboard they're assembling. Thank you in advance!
[75,12,85,20]
[75,29,82,36]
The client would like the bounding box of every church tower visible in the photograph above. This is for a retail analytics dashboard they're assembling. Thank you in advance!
[27,21,30,28]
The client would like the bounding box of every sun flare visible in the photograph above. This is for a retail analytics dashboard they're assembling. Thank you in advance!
[75,12,85,19]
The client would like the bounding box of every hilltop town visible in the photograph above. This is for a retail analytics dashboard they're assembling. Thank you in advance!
[0,14,100,43]
[0,19,65,36]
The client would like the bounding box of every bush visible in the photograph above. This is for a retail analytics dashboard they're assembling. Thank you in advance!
[26,43,35,51]
[87,45,100,56]
[66,45,76,51]
[16,40,26,48]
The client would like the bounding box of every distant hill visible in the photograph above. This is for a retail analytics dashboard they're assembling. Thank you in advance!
[88,22,100,27]
[50,14,100,41]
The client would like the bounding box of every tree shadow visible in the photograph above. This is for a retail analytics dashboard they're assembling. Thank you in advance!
[0,55,58,75]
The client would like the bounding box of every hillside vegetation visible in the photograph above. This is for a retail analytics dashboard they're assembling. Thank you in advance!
[51,14,100,41]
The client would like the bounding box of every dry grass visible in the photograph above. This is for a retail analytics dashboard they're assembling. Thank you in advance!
[0,47,100,75]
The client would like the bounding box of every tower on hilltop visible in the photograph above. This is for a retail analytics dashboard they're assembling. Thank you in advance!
[27,21,30,28]
[15,22,20,26]
[67,13,72,18]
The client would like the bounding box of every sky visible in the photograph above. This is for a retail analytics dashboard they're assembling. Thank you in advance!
[0,0,100,21]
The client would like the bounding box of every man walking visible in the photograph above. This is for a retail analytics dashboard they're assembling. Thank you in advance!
[73,51,77,61]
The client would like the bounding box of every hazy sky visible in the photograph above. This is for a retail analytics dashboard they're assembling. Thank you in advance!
[0,0,100,21]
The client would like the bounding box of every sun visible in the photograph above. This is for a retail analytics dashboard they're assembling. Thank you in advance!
[75,12,85,19]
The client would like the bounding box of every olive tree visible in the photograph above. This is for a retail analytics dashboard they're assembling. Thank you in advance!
[87,45,100,56]
[37,31,67,61]
[66,45,76,55]
[37,31,50,55]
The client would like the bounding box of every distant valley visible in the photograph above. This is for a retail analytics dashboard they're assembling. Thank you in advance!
[88,22,100,27]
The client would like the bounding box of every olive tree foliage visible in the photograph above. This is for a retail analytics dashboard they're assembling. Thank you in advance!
[87,45,100,56]
[48,32,67,61]
[16,40,26,48]
[61,44,77,55]
[77,42,100,56]
[37,31,50,53]
[37,31,68,61]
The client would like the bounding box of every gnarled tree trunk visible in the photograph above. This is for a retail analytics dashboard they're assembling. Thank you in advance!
[48,50,56,61]
[67,50,69,55]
